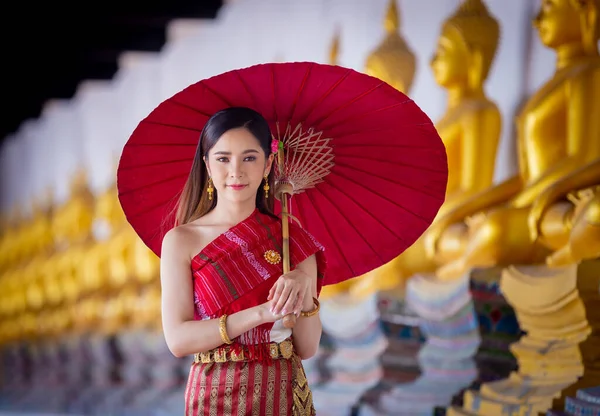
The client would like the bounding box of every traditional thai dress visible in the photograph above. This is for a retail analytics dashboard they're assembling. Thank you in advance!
[184,209,326,416]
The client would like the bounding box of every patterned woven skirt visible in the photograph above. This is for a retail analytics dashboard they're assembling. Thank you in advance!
[184,340,315,416]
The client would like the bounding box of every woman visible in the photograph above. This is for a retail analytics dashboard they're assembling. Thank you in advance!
[160,107,326,415]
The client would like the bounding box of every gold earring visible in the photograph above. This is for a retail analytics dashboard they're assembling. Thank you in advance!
[263,174,270,199]
[207,177,214,201]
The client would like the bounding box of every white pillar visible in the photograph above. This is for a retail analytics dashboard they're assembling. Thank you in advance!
[74,80,122,195]
[41,100,83,206]
[19,120,48,216]
[112,52,164,154]
[0,135,20,214]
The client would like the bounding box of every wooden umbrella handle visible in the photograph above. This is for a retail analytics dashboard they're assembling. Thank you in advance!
[277,144,297,329]
[280,192,297,329]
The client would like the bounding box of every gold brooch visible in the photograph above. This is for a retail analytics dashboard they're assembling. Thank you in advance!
[264,250,282,265]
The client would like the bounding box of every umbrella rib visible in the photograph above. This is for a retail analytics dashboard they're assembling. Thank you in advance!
[331,122,436,140]
[312,182,406,257]
[288,64,312,124]
[310,82,388,127]
[310,182,407,247]
[124,193,180,220]
[335,143,434,150]
[319,100,412,132]
[198,81,234,107]
[164,99,214,118]
[299,68,353,124]
[118,172,189,196]
[117,158,192,172]
[270,64,279,121]
[141,119,203,133]
[336,155,447,175]
[294,192,359,277]
[328,169,433,225]
[233,70,261,110]
[123,143,197,148]
[334,161,445,200]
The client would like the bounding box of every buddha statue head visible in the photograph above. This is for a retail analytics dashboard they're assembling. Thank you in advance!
[430,0,500,92]
[329,27,341,66]
[364,0,417,93]
[533,0,599,55]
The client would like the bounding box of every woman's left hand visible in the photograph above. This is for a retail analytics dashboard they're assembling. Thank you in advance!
[267,269,313,317]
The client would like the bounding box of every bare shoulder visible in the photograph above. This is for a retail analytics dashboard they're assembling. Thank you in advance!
[162,223,207,262]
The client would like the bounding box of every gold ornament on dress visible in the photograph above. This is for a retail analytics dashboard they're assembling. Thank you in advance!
[264,249,282,265]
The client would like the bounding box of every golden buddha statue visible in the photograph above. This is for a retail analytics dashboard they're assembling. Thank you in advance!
[52,167,95,251]
[102,287,135,335]
[49,168,96,305]
[364,0,416,93]
[429,0,600,279]
[43,255,64,308]
[24,258,45,311]
[134,280,162,331]
[92,180,160,292]
[27,187,55,258]
[0,212,11,272]
[1,206,26,269]
[72,296,103,335]
[529,158,600,266]
[342,0,503,298]
[321,0,422,300]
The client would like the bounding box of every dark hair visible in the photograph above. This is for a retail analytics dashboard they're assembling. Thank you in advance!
[175,107,276,225]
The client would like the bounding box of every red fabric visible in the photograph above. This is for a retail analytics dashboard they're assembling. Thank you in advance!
[184,353,314,415]
[191,209,325,361]
[117,61,448,286]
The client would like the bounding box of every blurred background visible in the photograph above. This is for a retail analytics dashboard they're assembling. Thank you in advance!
[1,0,599,415]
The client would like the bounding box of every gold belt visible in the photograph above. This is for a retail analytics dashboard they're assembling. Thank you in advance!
[193,338,294,364]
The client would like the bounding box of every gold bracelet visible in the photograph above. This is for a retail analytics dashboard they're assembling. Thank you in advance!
[300,297,320,318]
[219,314,233,345]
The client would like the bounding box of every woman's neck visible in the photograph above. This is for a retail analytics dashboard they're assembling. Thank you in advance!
[212,201,257,226]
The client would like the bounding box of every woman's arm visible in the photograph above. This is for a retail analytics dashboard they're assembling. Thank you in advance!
[160,227,268,358]
[288,255,322,360]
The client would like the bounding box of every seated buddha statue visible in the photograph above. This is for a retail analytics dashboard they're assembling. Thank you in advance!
[364,0,416,93]
[42,254,64,308]
[346,0,503,298]
[102,287,134,336]
[135,280,162,331]
[428,0,600,279]
[0,213,7,271]
[51,168,96,303]
[2,207,26,270]
[322,0,417,299]
[27,188,55,259]
[529,158,600,266]
[95,180,160,292]
[52,167,95,252]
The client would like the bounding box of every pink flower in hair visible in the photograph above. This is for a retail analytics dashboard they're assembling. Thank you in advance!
[271,139,279,154]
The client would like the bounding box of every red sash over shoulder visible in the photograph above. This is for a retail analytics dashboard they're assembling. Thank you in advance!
[190,209,326,360]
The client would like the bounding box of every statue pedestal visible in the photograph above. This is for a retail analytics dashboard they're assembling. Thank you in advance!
[448,259,600,416]
[469,267,521,387]
[0,343,30,408]
[311,294,388,416]
[366,272,481,415]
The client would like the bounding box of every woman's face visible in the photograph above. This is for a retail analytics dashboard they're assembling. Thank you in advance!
[205,127,273,205]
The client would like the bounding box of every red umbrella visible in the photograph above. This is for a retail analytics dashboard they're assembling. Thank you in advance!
[117,61,447,287]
